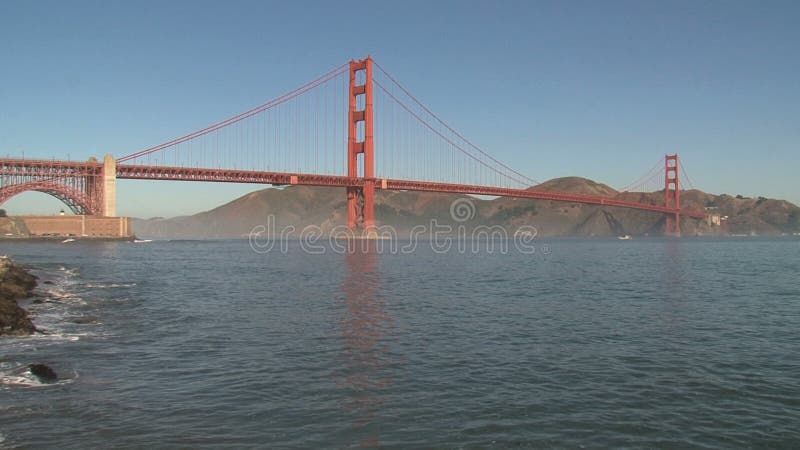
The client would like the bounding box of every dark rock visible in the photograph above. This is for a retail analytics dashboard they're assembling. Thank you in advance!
[72,315,99,324]
[0,262,37,300]
[43,280,53,285]
[29,363,58,383]
[0,258,39,336]
[0,297,37,335]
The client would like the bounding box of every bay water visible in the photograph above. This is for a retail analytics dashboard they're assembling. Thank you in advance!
[1,237,798,448]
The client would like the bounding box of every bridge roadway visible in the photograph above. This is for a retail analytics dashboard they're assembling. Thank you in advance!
[114,163,706,218]
[0,158,706,218]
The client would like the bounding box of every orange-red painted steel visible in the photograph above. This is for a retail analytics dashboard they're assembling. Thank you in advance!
[0,158,706,220]
[0,158,104,214]
[347,57,375,230]
[0,58,707,232]
[664,154,681,235]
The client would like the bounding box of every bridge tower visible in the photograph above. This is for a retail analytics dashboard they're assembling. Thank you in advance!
[664,154,680,236]
[347,57,375,231]
[102,154,117,216]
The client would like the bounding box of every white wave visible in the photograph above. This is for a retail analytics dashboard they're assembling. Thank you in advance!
[11,332,87,345]
[0,368,77,388]
[83,282,136,289]
[57,266,80,276]
[0,374,43,388]
[45,288,79,299]
[5,265,104,352]
[38,333,84,342]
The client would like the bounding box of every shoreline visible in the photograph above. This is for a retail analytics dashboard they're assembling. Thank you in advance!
[0,256,39,336]
[0,236,136,242]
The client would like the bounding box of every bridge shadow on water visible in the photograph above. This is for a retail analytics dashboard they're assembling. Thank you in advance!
[338,242,398,448]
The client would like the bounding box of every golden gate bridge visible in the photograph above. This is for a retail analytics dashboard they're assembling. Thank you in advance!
[0,57,703,235]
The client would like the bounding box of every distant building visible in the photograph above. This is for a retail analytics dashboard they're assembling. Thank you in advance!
[16,215,133,238]
[705,207,722,226]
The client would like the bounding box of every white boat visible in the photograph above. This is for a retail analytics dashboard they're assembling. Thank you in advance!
[133,239,153,243]
[61,238,76,243]
[617,235,632,240]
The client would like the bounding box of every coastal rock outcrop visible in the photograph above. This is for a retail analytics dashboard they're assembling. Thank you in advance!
[0,256,38,336]
[29,363,58,383]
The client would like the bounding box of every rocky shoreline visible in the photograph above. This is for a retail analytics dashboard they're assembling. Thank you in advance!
[0,256,39,336]
[1,256,64,384]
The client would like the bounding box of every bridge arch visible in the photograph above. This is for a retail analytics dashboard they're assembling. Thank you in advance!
[0,180,98,215]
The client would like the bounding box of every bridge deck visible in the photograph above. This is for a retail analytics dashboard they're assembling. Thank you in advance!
[0,158,706,219]
[113,164,705,218]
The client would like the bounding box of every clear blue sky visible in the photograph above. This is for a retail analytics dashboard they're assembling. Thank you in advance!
[1,0,798,217]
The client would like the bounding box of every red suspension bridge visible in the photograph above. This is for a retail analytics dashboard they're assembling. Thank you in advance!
[0,57,704,235]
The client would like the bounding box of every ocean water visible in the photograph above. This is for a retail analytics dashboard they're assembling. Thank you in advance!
[1,237,799,448]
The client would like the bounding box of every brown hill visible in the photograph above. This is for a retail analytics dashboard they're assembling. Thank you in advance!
[531,176,618,197]
[133,178,800,238]
[708,194,800,235]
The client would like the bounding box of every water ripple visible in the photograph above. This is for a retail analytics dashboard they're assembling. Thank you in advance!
[0,238,798,448]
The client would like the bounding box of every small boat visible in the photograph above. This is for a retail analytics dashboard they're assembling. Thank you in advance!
[617,235,632,240]
[61,238,76,243]
[133,239,153,243]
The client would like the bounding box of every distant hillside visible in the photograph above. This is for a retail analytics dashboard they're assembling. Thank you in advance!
[532,176,618,197]
[133,178,800,238]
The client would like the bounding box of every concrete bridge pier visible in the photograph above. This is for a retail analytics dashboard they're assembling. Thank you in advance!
[102,154,116,217]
